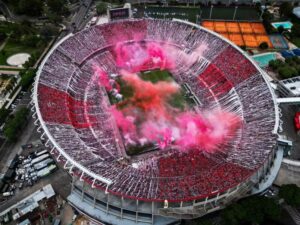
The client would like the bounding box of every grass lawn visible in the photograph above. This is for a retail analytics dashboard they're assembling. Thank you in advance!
[0,39,44,65]
[140,69,173,83]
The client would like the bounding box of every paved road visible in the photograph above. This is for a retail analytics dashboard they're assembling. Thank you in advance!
[0,91,37,174]
[0,114,37,174]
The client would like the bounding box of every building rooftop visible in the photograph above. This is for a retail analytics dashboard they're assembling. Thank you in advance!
[279,76,300,97]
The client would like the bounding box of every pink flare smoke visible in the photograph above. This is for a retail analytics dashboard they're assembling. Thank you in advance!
[114,42,175,72]
[93,41,241,153]
[110,72,241,152]
[94,66,112,91]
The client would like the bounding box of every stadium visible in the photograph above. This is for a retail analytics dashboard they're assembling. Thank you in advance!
[32,18,281,225]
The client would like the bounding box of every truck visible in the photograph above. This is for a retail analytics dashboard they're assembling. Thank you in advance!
[35,149,48,157]
[30,154,50,165]
[2,191,13,197]
[34,158,54,171]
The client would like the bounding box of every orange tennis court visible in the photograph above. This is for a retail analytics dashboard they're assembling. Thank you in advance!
[202,21,273,48]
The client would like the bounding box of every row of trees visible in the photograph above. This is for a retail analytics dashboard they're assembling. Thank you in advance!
[192,184,300,225]
[269,57,300,79]
[4,0,69,19]
[3,107,29,142]
[279,184,300,207]
[20,69,37,89]
[0,108,11,126]
[0,21,58,48]
[221,196,280,225]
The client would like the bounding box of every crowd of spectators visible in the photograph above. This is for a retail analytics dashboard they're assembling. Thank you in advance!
[35,18,277,202]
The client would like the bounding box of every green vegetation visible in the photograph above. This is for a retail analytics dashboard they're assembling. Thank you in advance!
[262,10,274,34]
[0,108,11,126]
[259,41,269,50]
[279,184,300,207]
[291,23,300,47]
[221,196,281,225]
[0,22,50,66]
[16,0,43,17]
[96,2,108,15]
[47,0,68,15]
[3,107,29,142]
[279,2,293,18]
[3,0,69,18]
[0,39,42,65]
[291,38,300,48]
[277,25,284,34]
[140,70,173,83]
[20,69,36,90]
[112,70,189,111]
[269,57,300,79]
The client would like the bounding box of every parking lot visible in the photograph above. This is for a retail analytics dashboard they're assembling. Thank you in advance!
[0,143,58,202]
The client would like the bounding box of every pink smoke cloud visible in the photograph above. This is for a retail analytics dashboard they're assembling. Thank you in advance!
[114,42,176,73]
[93,41,241,153]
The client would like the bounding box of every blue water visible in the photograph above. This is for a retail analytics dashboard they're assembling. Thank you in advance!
[272,21,293,29]
[253,53,277,67]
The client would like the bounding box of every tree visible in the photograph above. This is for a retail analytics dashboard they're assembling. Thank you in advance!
[20,69,36,89]
[40,24,59,40]
[22,35,40,47]
[0,32,7,42]
[291,23,300,38]
[0,108,11,125]
[279,2,293,18]
[262,10,274,33]
[47,0,65,12]
[259,41,269,49]
[96,2,107,15]
[221,196,280,225]
[277,25,285,34]
[18,0,44,17]
[269,59,284,70]
[4,107,29,142]
[278,66,298,79]
[279,184,300,206]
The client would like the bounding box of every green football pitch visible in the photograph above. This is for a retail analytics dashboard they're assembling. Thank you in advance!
[111,69,188,110]
[139,6,260,22]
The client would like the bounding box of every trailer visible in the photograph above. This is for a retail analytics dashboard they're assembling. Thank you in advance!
[35,149,48,157]
[30,154,50,165]
[37,164,57,177]
[34,158,54,171]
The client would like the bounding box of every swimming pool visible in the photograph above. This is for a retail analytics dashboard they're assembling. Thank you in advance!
[271,21,293,30]
[252,52,277,68]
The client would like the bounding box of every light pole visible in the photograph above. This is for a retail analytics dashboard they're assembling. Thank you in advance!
[209,5,214,19]
[259,8,264,21]
[233,5,238,20]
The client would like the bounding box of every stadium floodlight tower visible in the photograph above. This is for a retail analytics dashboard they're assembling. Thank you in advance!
[32,18,282,225]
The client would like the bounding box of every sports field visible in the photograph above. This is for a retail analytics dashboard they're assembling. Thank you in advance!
[115,70,188,156]
[114,70,187,110]
[140,70,186,110]
[140,6,260,22]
